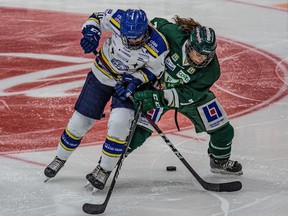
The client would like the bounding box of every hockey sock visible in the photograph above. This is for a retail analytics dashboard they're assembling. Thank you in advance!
[100,135,126,171]
[208,123,234,160]
[127,126,152,153]
[56,128,82,160]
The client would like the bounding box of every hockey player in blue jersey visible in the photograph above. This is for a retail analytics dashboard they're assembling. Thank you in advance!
[44,9,169,189]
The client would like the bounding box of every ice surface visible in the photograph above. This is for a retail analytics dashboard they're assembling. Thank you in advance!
[0,0,287,215]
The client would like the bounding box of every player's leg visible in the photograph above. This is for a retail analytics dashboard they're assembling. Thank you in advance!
[44,111,95,179]
[85,98,165,190]
[208,122,242,175]
[86,106,135,190]
[44,72,113,180]
[181,91,242,175]
[128,108,165,153]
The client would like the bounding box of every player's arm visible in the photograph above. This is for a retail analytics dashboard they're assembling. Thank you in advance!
[134,60,220,112]
[166,82,212,108]
[115,65,162,101]
[133,78,213,112]
[80,9,118,53]
[116,29,169,100]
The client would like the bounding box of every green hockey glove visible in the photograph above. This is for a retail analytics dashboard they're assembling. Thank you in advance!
[134,90,167,112]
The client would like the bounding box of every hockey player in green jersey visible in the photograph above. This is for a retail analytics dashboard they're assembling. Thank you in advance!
[131,16,243,175]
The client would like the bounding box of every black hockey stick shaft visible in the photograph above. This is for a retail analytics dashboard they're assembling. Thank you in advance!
[143,113,242,192]
[82,102,143,214]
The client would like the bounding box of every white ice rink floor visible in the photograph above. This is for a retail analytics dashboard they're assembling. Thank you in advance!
[0,0,288,215]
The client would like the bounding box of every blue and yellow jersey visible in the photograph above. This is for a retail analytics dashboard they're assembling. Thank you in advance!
[81,9,169,86]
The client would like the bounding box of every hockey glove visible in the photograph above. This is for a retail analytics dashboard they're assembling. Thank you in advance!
[134,90,167,112]
[115,74,142,101]
[121,73,135,83]
[123,74,142,99]
[115,83,127,101]
[80,25,101,53]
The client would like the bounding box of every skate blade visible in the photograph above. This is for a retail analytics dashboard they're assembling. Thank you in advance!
[84,181,92,188]
[210,168,243,175]
[92,187,99,195]
[44,177,51,183]
[84,181,99,195]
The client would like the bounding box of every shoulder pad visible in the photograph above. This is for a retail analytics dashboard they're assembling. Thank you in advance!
[144,24,169,58]
[109,9,125,30]
[150,17,170,28]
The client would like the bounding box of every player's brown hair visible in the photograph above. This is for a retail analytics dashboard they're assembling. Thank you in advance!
[172,15,201,34]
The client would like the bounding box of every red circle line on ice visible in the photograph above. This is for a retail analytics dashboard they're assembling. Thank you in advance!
[0,7,287,153]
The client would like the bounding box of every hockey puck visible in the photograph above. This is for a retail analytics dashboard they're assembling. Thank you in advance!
[166,166,177,171]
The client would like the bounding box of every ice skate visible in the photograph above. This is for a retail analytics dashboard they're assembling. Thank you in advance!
[210,157,243,175]
[86,165,111,191]
[44,157,66,182]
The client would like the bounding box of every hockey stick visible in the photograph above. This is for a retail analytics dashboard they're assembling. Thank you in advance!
[143,113,242,192]
[82,101,143,215]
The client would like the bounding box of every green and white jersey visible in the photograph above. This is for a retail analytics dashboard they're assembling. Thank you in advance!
[151,18,221,108]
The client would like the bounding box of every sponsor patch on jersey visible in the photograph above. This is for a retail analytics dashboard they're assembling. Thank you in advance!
[111,58,129,71]
[197,99,228,131]
[176,70,190,83]
[147,40,160,54]
[111,10,123,29]
[171,53,179,61]
[137,108,163,131]
[139,50,149,59]
[187,67,196,74]
[105,9,113,15]
[165,57,176,71]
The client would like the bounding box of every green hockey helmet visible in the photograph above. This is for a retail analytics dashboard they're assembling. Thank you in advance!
[186,26,217,68]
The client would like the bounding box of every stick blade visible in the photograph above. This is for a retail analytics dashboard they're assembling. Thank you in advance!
[82,203,106,215]
[219,181,242,192]
[202,180,242,192]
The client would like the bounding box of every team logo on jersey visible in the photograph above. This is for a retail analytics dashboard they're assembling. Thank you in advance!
[164,73,181,87]
[171,53,179,62]
[197,99,228,131]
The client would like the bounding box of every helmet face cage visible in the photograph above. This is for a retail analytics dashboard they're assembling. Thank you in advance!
[186,26,216,68]
[121,30,149,50]
[120,9,149,50]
